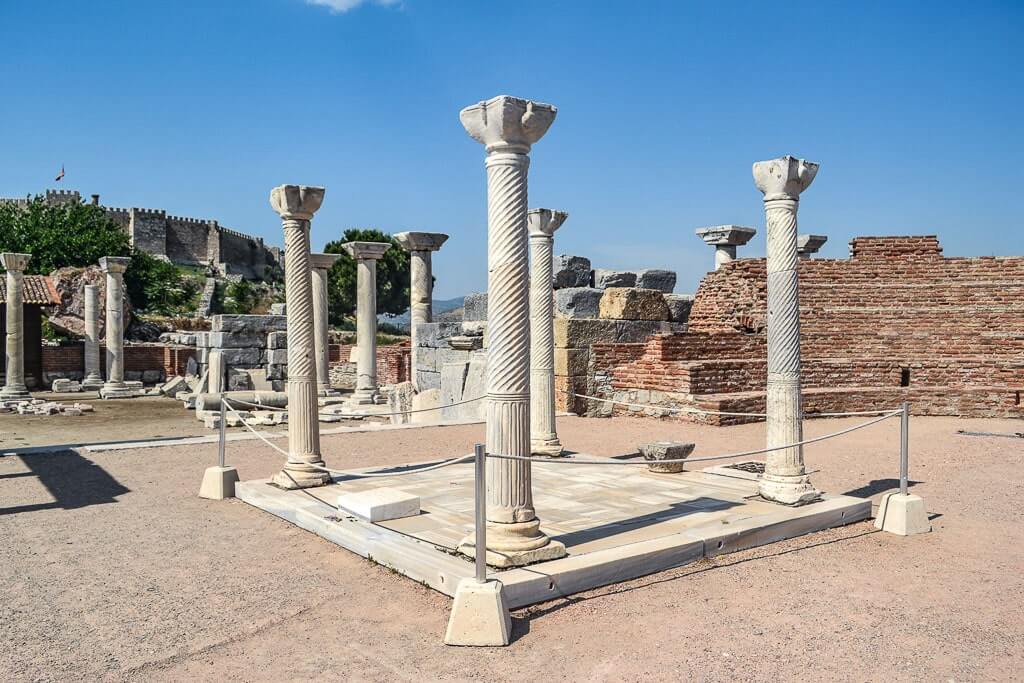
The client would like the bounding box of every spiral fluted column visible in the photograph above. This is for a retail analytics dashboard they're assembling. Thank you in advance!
[528,209,568,456]
[753,156,821,505]
[310,253,342,396]
[99,256,133,399]
[270,184,330,489]
[394,232,448,389]
[0,253,32,400]
[341,241,391,406]
[457,95,566,567]
[82,284,103,388]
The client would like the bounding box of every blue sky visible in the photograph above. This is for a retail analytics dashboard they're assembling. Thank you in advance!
[1,0,1021,298]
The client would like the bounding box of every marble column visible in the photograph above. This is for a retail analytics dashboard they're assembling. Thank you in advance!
[753,155,821,505]
[797,234,828,259]
[82,284,103,388]
[527,208,568,457]
[270,184,330,490]
[99,256,133,399]
[0,253,32,400]
[457,95,566,566]
[695,225,757,271]
[394,231,449,389]
[310,253,342,396]
[341,241,391,406]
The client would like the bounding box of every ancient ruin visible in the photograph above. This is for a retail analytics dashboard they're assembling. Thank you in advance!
[0,253,32,400]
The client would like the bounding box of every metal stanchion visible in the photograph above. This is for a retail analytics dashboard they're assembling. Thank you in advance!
[218,395,227,468]
[899,401,909,495]
[474,443,487,583]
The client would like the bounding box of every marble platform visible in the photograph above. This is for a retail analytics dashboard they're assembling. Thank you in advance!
[237,455,870,608]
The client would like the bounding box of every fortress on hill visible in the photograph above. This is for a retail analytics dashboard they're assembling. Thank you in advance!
[1,189,280,279]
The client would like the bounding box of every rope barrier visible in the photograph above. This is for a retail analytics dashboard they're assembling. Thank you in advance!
[222,394,484,418]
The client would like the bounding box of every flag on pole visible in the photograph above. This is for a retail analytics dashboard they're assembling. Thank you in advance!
[55,165,65,182]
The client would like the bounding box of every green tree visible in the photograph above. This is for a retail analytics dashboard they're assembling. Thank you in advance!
[124,252,202,315]
[323,229,410,325]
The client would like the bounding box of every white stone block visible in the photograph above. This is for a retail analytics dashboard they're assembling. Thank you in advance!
[874,493,931,536]
[444,579,512,647]
[337,487,420,522]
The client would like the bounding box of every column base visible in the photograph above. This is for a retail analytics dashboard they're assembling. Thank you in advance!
[82,376,105,390]
[457,520,568,568]
[758,474,821,506]
[272,464,332,490]
[0,386,31,401]
[874,492,931,536]
[531,438,564,458]
[444,578,512,647]
[348,390,384,406]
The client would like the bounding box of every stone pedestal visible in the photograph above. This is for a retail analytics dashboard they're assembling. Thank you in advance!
[82,284,103,389]
[527,208,568,456]
[0,253,32,400]
[797,234,828,259]
[341,241,391,406]
[753,156,821,505]
[456,94,566,566]
[198,466,240,500]
[269,185,330,490]
[310,253,342,396]
[99,256,135,400]
[444,579,512,647]
[394,231,449,390]
[695,225,756,271]
[874,492,931,535]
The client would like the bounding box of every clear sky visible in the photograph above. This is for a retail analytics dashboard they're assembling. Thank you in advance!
[1,0,1021,298]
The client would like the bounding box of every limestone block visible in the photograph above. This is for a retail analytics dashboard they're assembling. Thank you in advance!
[874,493,931,535]
[266,331,288,349]
[337,487,420,522]
[599,288,670,321]
[209,331,265,348]
[388,381,415,425]
[411,388,442,424]
[554,287,602,319]
[554,348,589,377]
[463,292,488,322]
[414,322,463,348]
[198,466,239,500]
[265,348,289,365]
[444,578,512,647]
[267,363,287,381]
[416,369,441,391]
[615,320,677,342]
[194,332,212,348]
[51,378,83,393]
[226,368,254,392]
[195,348,210,364]
[553,319,619,348]
[635,269,677,293]
[160,376,189,397]
[211,314,287,334]
[448,335,483,351]
[438,348,472,369]
[552,254,592,289]
[416,346,438,373]
[269,303,287,315]
[664,294,695,324]
[440,361,470,420]
[219,348,263,367]
[592,269,638,289]
[639,441,695,473]
[461,355,487,419]
[248,368,274,392]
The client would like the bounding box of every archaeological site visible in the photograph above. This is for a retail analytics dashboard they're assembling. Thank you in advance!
[2,3,1021,680]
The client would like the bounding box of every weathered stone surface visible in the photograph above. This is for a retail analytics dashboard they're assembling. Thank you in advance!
[269,303,287,315]
[440,361,469,420]
[337,487,420,522]
[46,265,128,338]
[160,375,189,397]
[142,369,163,383]
[554,287,602,319]
[414,321,463,348]
[448,335,483,351]
[410,387,441,424]
[599,288,670,321]
[639,441,694,473]
[463,292,488,322]
[265,348,288,365]
[208,331,265,348]
[211,314,287,334]
[635,269,677,293]
[553,319,618,348]
[554,348,589,377]
[416,369,441,391]
[266,331,288,349]
[615,320,676,342]
[51,378,83,393]
[552,255,591,289]
[226,367,254,392]
[592,269,637,289]
[219,347,262,367]
[461,355,487,419]
[388,381,415,424]
[664,294,695,324]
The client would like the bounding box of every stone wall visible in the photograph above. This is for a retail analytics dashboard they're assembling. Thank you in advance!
[328,343,412,389]
[590,236,1024,422]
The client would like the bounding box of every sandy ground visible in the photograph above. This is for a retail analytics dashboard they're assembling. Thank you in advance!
[1,412,1022,682]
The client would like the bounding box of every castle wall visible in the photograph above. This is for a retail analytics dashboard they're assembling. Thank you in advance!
[165,215,212,265]
[128,209,168,258]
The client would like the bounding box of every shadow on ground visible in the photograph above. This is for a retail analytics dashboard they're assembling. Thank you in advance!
[0,449,129,515]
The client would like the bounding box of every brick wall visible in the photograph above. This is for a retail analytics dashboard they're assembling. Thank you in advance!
[328,343,411,386]
[590,236,1024,421]
[41,344,194,383]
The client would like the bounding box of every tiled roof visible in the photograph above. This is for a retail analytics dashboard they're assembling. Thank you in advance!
[0,275,61,305]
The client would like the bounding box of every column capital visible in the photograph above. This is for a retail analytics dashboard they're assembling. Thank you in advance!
[752,155,819,201]
[310,252,342,271]
[797,234,828,257]
[269,184,325,221]
[527,208,568,238]
[695,225,756,247]
[341,241,391,261]
[99,256,132,274]
[0,253,31,272]
[460,95,557,154]
[394,231,449,253]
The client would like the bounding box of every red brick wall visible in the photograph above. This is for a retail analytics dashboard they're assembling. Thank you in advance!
[328,342,411,385]
[41,344,194,381]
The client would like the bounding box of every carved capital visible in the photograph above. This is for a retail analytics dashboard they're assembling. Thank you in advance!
[341,241,391,261]
[460,95,557,154]
[797,234,828,257]
[309,252,342,271]
[527,208,568,238]
[269,185,325,221]
[695,225,756,247]
[98,256,132,274]
[753,156,819,201]
[394,231,449,253]
[0,253,31,273]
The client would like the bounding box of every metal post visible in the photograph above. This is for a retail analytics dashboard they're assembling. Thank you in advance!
[474,443,487,584]
[899,401,909,496]
[218,394,227,469]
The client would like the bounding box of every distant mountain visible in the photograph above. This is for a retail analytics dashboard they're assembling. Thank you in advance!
[378,296,465,332]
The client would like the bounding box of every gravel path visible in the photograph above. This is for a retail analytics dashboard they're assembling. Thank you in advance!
[1,414,1021,681]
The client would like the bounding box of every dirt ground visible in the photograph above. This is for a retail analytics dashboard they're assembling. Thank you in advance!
[1,412,1022,682]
